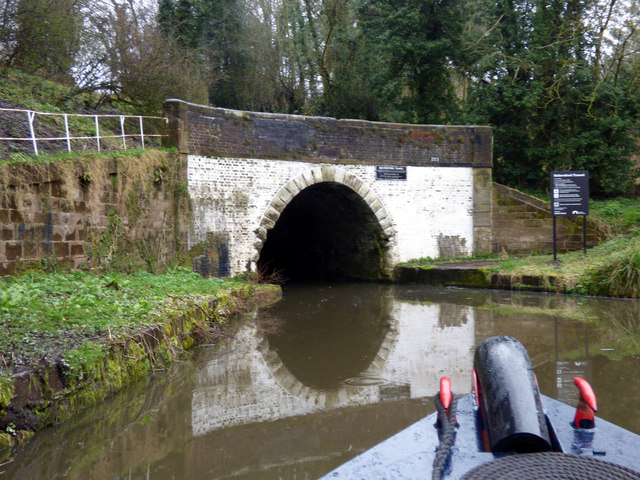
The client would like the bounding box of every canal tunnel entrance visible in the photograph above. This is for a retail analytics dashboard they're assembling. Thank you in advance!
[257,182,389,282]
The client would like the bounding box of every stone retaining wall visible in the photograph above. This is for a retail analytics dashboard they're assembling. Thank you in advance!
[0,151,189,276]
[492,183,606,254]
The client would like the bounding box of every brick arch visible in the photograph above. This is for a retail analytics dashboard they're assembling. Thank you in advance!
[251,165,398,270]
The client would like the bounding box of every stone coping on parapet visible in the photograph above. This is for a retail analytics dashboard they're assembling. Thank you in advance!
[163,99,493,168]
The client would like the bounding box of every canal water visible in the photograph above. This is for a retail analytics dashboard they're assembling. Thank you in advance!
[4,284,640,479]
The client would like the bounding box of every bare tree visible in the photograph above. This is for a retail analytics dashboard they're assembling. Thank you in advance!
[586,0,640,112]
[72,0,210,113]
[241,0,311,112]
[0,0,17,66]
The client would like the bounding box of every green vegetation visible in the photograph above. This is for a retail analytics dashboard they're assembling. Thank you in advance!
[0,68,167,160]
[399,252,503,266]
[0,268,247,374]
[0,146,161,168]
[156,0,639,197]
[581,241,640,298]
[403,235,640,299]
[0,267,281,448]
[0,68,92,112]
[590,198,640,235]
[403,196,640,299]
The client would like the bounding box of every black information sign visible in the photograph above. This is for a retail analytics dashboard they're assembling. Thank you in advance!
[376,165,407,180]
[551,170,589,216]
[550,170,589,260]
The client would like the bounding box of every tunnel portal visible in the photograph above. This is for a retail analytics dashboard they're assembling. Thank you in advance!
[257,182,389,282]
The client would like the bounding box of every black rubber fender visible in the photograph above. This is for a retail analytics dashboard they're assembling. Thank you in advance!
[474,336,553,453]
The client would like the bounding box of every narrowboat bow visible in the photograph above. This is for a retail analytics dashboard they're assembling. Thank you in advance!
[321,336,640,479]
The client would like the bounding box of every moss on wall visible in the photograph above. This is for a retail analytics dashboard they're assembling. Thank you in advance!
[0,150,191,275]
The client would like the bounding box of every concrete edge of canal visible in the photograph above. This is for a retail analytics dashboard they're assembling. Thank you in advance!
[394,263,565,293]
[0,283,282,453]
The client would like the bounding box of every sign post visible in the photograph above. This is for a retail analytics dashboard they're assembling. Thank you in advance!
[550,171,589,262]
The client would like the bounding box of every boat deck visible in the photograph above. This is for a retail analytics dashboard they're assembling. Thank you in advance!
[321,394,640,479]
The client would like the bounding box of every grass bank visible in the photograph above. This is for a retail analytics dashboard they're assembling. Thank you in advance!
[0,268,281,450]
[485,235,640,297]
[401,234,640,298]
[402,197,640,298]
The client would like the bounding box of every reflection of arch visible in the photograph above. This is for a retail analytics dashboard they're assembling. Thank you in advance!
[251,165,398,269]
[191,291,476,437]
[255,314,400,410]
[191,317,401,436]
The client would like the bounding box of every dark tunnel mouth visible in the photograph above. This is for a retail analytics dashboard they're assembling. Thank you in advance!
[257,182,389,282]
[264,283,394,390]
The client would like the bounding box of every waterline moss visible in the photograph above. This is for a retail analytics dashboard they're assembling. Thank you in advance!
[0,270,281,451]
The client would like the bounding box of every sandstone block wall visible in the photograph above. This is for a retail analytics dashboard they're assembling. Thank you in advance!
[0,151,189,276]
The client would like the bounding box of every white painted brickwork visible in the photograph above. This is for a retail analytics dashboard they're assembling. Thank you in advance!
[188,155,474,275]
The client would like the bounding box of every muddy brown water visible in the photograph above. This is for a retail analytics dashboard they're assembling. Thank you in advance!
[4,284,640,479]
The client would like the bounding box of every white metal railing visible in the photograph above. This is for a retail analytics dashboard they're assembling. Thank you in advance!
[0,107,168,155]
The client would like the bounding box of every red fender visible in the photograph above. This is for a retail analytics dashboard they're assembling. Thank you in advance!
[574,377,597,429]
[472,369,490,452]
[440,376,452,411]
[472,369,480,407]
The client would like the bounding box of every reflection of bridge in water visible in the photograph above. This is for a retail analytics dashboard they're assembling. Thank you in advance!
[5,285,622,480]
[192,287,475,436]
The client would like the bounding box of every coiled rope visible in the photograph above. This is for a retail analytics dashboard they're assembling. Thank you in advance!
[432,391,458,480]
[460,451,640,480]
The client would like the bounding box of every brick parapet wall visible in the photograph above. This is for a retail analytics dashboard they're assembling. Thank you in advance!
[492,183,606,254]
[164,99,492,168]
[0,152,189,276]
